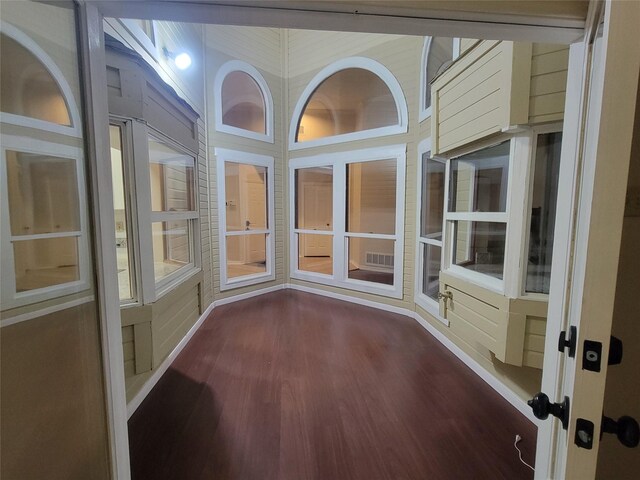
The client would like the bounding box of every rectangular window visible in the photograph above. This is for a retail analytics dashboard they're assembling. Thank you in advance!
[416,146,446,314]
[290,146,406,298]
[346,159,397,286]
[148,133,198,290]
[109,124,136,303]
[294,166,333,276]
[216,149,275,290]
[1,138,88,306]
[445,140,510,288]
[526,132,562,294]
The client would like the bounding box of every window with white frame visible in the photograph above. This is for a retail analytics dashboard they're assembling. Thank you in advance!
[444,140,511,291]
[216,148,275,290]
[148,133,198,290]
[0,23,88,309]
[289,58,408,150]
[419,37,457,122]
[0,137,89,307]
[415,140,446,316]
[290,145,406,298]
[214,60,274,143]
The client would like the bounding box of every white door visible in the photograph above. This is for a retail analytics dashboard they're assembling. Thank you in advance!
[246,179,267,263]
[535,1,640,478]
[302,183,332,256]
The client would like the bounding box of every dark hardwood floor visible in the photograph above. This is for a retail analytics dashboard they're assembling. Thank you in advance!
[128,290,536,480]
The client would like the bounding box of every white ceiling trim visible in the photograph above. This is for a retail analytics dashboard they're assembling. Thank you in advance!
[93,1,585,44]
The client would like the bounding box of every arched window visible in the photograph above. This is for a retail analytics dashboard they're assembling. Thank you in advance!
[0,22,80,136]
[290,57,408,150]
[214,60,274,143]
[419,37,457,122]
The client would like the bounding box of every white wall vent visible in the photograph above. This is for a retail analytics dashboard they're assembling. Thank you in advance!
[365,252,394,268]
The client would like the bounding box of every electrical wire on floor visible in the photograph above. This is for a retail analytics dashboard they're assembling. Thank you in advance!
[514,435,535,472]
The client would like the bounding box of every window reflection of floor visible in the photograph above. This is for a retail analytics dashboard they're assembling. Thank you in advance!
[228,262,266,278]
[298,256,394,285]
[298,256,333,275]
[16,266,79,292]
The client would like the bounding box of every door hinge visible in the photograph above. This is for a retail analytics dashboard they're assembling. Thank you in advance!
[558,325,577,357]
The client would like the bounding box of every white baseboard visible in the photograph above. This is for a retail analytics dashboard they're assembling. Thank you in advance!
[127,281,535,425]
[126,284,284,418]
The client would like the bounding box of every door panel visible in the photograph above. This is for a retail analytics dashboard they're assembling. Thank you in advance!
[535,1,640,478]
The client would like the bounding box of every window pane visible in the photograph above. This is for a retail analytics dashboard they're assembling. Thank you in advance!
[526,132,562,294]
[148,136,195,212]
[6,151,80,236]
[347,237,394,286]
[109,125,134,301]
[0,33,72,125]
[13,237,79,292]
[452,221,506,280]
[297,68,398,142]
[421,155,445,239]
[226,234,267,279]
[297,233,332,275]
[347,159,396,235]
[221,71,266,134]
[295,167,333,230]
[449,141,510,213]
[224,162,267,232]
[422,243,442,301]
[425,37,453,110]
[152,220,192,282]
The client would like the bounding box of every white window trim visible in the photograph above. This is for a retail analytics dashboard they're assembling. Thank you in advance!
[132,124,201,302]
[119,18,159,61]
[289,57,408,151]
[418,37,460,124]
[0,135,90,309]
[0,21,82,138]
[290,144,406,299]
[214,60,274,144]
[414,138,448,324]
[216,147,276,291]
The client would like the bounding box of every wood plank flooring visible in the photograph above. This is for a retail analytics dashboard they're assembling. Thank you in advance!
[128,290,536,480]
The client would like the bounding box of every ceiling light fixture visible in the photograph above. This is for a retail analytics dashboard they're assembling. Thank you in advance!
[162,47,192,70]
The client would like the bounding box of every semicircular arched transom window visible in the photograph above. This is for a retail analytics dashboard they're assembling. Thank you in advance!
[221,70,266,134]
[215,60,273,143]
[421,37,454,120]
[0,32,72,126]
[296,68,400,144]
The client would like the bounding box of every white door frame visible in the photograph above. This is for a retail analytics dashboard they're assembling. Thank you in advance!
[535,1,640,478]
[79,1,638,478]
[77,2,131,479]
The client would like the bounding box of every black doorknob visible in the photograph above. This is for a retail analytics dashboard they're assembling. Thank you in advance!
[528,392,570,430]
[601,415,640,448]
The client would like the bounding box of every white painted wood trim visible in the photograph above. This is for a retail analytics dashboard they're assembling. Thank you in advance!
[94,1,584,44]
[288,57,408,150]
[118,18,159,62]
[213,60,274,143]
[0,21,83,138]
[77,4,131,478]
[215,148,276,291]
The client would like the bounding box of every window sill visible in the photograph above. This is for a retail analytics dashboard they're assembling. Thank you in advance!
[290,271,403,300]
[220,271,275,292]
